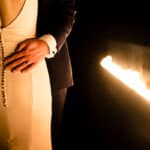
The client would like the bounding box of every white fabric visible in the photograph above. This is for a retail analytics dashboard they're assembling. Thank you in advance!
[0,0,52,149]
[39,34,57,59]
[0,18,2,28]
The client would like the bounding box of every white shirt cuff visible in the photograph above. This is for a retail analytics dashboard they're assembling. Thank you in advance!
[39,34,57,59]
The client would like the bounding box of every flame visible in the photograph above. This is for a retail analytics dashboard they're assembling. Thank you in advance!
[100,56,150,101]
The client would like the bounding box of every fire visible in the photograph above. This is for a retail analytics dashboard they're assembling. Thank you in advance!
[100,56,150,101]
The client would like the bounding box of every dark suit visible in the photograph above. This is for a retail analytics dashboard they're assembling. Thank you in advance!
[36,0,76,149]
[36,0,76,89]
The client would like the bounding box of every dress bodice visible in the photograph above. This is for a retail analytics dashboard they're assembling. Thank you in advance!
[0,0,52,149]
[0,0,51,150]
[0,0,26,27]
[0,0,38,57]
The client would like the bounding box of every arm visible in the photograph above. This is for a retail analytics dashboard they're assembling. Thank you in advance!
[49,0,76,51]
[4,0,77,73]
[37,0,77,55]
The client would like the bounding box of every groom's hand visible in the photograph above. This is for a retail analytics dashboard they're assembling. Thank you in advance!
[4,38,50,73]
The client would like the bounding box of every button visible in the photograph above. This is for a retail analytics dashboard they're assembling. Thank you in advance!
[8,138,17,148]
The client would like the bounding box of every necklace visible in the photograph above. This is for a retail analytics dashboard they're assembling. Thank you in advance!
[0,32,7,107]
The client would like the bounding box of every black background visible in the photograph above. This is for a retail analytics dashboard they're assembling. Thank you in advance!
[63,1,150,149]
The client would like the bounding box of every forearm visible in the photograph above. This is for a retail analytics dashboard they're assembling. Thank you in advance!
[37,0,76,56]
[39,34,57,58]
[48,0,76,51]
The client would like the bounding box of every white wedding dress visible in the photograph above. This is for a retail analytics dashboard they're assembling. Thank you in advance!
[0,0,52,149]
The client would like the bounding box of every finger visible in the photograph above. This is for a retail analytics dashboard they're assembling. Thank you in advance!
[31,44,49,56]
[15,42,27,52]
[27,47,48,60]
[12,62,32,72]
[4,57,27,71]
[23,50,45,63]
[23,47,41,56]
[21,63,38,73]
[15,38,34,51]
[16,39,38,52]
[4,52,25,65]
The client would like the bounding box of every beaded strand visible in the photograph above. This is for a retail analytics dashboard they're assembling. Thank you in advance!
[0,33,7,107]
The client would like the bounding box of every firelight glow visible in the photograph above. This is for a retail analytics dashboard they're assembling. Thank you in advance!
[100,56,150,101]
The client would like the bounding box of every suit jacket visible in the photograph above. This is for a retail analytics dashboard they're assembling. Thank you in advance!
[36,0,76,90]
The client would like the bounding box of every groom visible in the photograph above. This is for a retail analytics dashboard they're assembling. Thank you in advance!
[37,0,76,149]
[4,0,76,149]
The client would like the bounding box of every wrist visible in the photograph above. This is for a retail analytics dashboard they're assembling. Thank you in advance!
[39,34,57,59]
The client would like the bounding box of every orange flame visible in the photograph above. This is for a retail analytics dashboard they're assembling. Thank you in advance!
[100,56,150,101]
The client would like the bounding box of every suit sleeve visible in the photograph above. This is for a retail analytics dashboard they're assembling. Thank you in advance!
[50,0,77,51]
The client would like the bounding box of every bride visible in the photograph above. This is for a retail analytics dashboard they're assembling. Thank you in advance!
[0,0,54,149]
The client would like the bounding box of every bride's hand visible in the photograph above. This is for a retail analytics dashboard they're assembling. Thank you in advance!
[4,38,50,73]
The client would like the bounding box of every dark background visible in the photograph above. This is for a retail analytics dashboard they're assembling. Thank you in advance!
[63,1,150,149]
